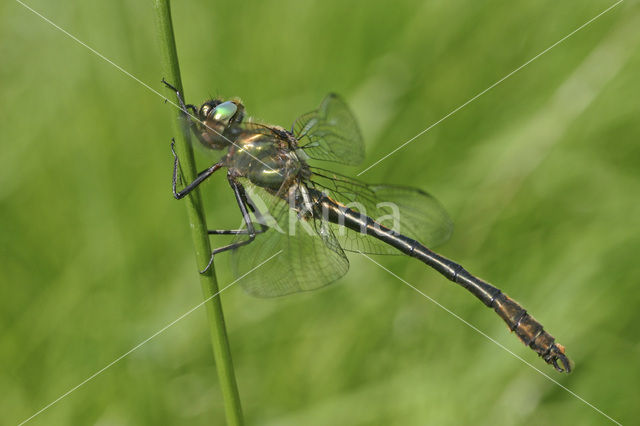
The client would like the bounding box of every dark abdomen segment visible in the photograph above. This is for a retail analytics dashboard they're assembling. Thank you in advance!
[321,197,571,372]
[425,254,570,372]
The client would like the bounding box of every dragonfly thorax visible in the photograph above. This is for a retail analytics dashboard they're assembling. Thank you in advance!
[226,131,307,191]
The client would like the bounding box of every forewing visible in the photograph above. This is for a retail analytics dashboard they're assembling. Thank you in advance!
[230,179,349,297]
[309,168,453,255]
[293,94,365,165]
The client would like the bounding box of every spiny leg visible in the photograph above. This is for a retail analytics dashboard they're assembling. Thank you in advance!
[162,79,221,149]
[207,196,269,235]
[170,139,223,199]
[170,141,262,273]
[162,78,198,116]
[200,177,259,274]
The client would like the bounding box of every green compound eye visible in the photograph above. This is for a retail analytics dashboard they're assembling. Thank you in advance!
[211,101,238,122]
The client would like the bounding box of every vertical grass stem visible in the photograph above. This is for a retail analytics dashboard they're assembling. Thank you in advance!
[153,1,244,424]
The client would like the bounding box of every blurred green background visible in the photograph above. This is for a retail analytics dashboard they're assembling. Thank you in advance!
[2,0,639,424]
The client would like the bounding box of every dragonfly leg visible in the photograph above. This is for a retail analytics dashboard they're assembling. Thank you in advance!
[200,177,258,274]
[208,229,265,235]
[207,179,268,234]
[161,78,198,116]
[171,139,223,199]
[163,79,221,149]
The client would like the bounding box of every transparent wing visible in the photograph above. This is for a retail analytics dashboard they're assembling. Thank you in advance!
[241,121,280,135]
[230,178,349,298]
[293,94,365,165]
[308,167,453,255]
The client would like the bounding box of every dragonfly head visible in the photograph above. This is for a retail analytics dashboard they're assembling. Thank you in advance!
[199,98,245,125]
[196,98,245,149]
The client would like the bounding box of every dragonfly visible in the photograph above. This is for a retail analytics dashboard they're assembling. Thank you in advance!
[163,80,571,373]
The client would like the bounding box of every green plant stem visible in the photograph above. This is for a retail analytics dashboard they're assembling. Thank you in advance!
[153,1,244,424]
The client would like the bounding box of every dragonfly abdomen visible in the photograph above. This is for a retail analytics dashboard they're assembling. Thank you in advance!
[399,238,570,372]
[319,195,571,372]
[454,268,570,371]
